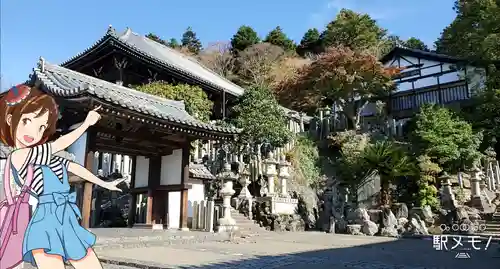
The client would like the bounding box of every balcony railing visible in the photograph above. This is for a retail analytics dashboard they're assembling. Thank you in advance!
[391,83,469,112]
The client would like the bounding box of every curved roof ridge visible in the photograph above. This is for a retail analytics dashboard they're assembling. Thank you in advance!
[116,28,244,96]
[44,61,187,111]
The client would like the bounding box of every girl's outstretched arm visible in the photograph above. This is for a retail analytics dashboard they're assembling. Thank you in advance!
[51,106,102,154]
[67,162,123,191]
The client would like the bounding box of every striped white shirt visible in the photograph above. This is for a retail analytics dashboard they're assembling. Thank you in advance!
[17,143,70,195]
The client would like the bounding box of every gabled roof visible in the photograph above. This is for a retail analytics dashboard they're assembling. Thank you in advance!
[32,60,240,136]
[62,26,244,97]
[380,45,468,64]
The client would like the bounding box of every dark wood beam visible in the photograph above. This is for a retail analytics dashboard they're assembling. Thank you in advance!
[95,126,186,148]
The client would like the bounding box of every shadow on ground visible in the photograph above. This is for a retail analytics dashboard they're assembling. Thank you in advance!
[99,237,500,269]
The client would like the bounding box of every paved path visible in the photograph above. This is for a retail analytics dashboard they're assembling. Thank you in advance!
[19,230,500,268]
[96,231,499,269]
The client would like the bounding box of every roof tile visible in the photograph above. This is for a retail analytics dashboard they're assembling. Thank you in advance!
[33,62,240,135]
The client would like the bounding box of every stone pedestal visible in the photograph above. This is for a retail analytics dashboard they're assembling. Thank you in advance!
[278,154,290,198]
[256,196,298,215]
[264,152,279,196]
[217,163,238,233]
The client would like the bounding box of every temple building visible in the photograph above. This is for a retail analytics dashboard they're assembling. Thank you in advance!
[2,59,240,229]
[360,46,487,132]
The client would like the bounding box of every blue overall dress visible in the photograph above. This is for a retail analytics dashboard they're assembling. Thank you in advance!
[10,162,96,265]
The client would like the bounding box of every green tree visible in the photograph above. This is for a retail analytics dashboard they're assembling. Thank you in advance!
[181,27,203,54]
[415,155,440,209]
[230,86,291,149]
[264,26,295,52]
[410,104,483,172]
[435,0,500,61]
[363,140,415,206]
[320,9,388,51]
[282,46,399,130]
[404,37,429,51]
[167,38,180,48]
[146,33,168,46]
[470,86,500,145]
[135,81,213,122]
[230,25,260,53]
[296,28,321,56]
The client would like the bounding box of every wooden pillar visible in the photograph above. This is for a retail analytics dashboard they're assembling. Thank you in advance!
[146,156,161,225]
[82,151,94,229]
[179,143,190,230]
[146,189,153,225]
[127,156,138,227]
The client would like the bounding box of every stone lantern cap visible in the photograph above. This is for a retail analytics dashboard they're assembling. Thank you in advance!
[216,162,238,180]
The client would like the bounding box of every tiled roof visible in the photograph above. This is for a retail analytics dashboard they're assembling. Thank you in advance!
[32,60,240,135]
[115,28,245,97]
[189,163,215,180]
[60,26,310,122]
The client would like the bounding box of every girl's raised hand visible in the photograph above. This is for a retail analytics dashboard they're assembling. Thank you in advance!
[106,178,126,192]
[84,105,102,127]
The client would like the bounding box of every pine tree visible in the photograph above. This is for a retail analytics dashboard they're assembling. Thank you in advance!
[296,28,320,56]
[230,25,260,53]
[167,38,179,48]
[181,27,202,54]
[264,26,295,51]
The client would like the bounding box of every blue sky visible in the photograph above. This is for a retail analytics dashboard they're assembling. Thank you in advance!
[0,0,456,91]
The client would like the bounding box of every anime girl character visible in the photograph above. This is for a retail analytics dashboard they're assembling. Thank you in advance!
[0,84,123,269]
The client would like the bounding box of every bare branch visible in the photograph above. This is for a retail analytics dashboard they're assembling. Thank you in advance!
[198,42,235,78]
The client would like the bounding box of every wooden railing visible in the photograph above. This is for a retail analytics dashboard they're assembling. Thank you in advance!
[391,83,470,112]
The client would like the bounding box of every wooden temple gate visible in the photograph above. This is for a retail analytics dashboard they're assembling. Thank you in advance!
[30,58,239,229]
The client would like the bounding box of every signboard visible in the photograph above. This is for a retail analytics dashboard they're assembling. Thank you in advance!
[393,69,421,79]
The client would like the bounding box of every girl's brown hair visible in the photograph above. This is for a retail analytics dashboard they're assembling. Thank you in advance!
[0,85,59,147]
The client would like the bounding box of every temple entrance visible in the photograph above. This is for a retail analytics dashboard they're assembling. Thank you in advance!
[28,59,238,230]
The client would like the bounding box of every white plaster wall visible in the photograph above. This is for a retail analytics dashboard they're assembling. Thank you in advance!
[168,191,181,229]
[160,149,182,185]
[187,181,205,218]
[134,156,149,188]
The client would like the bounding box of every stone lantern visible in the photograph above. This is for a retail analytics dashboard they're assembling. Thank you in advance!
[238,164,253,219]
[264,152,279,196]
[439,172,456,209]
[216,162,239,233]
[278,154,290,198]
[470,164,482,198]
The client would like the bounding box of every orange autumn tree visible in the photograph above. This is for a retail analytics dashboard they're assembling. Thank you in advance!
[278,46,400,130]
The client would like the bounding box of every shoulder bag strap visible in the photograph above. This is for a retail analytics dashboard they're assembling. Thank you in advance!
[3,155,14,205]
[10,159,37,198]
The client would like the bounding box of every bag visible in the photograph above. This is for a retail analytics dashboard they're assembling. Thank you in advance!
[0,155,34,269]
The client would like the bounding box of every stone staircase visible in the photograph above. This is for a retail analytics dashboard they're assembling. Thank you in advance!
[230,208,268,237]
[484,206,500,235]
